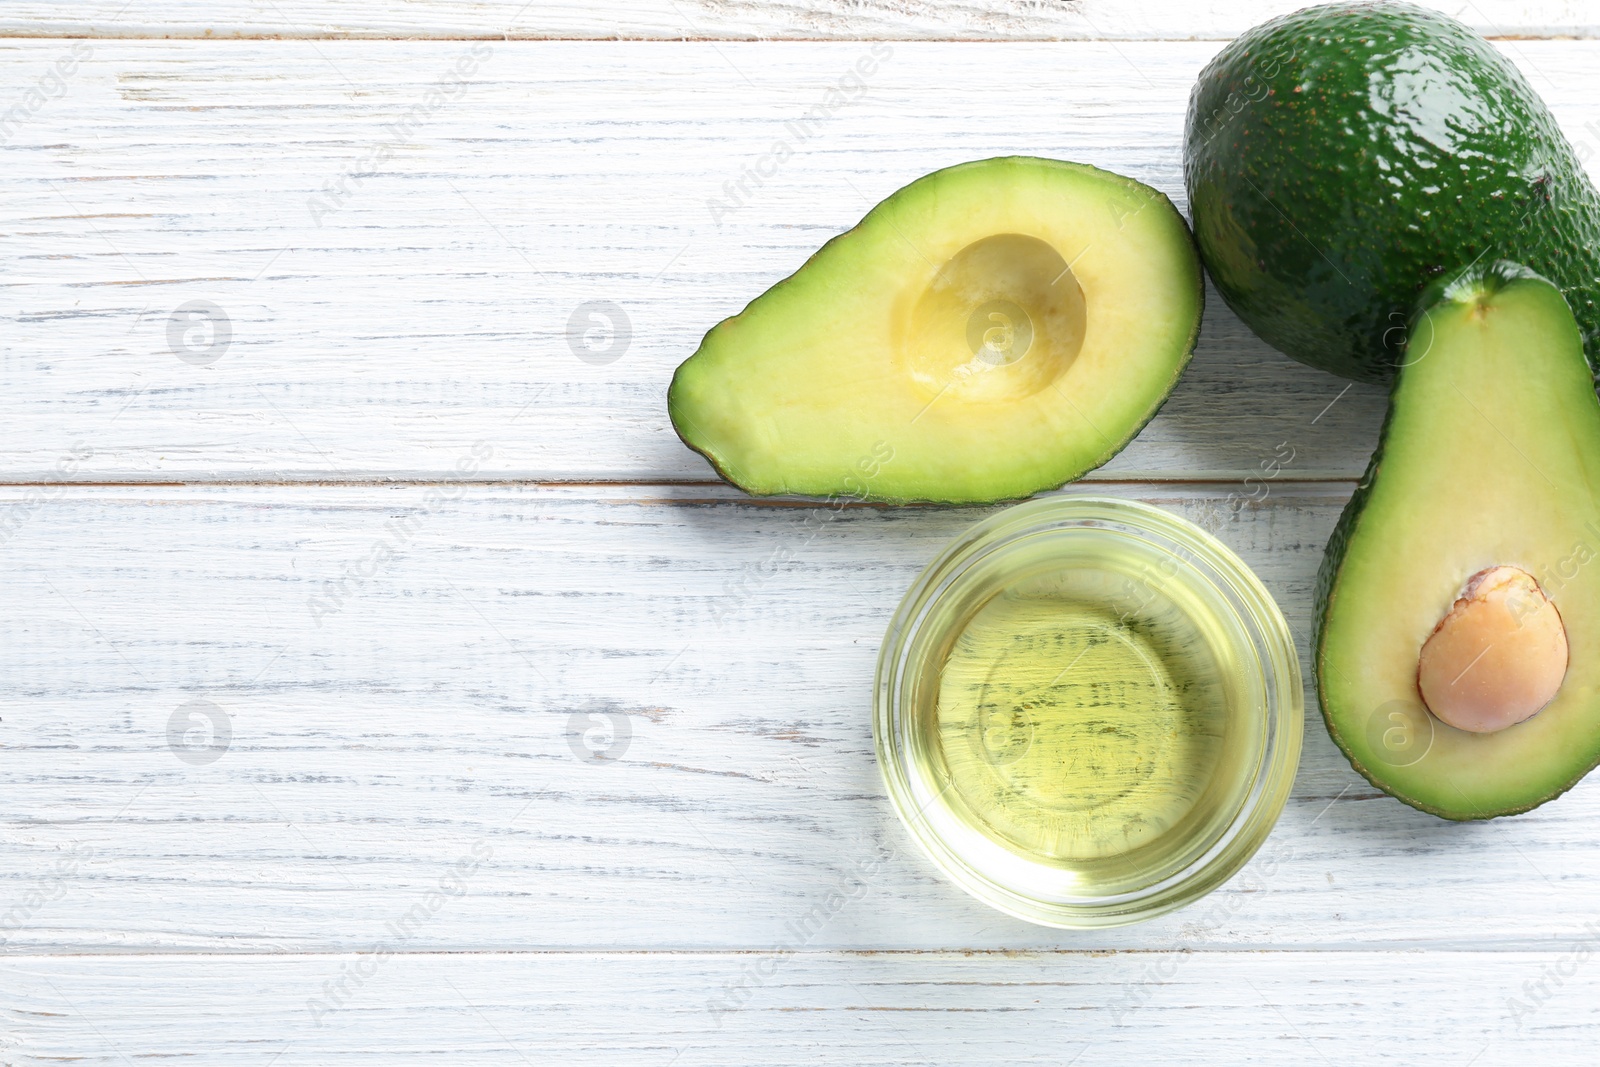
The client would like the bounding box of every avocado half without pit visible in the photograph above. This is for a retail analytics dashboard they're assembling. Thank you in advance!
[668,157,1204,504]
[1317,263,1600,819]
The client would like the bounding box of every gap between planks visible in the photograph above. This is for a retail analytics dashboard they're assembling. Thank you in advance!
[0,943,1585,957]
[0,33,1586,41]
[0,475,1364,488]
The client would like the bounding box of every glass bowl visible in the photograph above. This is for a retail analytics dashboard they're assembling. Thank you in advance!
[874,494,1302,928]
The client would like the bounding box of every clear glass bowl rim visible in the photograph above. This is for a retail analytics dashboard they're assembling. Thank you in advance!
[873,494,1304,929]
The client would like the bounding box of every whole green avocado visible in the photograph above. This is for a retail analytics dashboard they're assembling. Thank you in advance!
[1184,1,1600,383]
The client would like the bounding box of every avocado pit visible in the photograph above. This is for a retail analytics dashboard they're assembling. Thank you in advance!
[1417,566,1568,734]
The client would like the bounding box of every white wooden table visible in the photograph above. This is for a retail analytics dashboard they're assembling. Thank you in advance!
[3,3,1599,1063]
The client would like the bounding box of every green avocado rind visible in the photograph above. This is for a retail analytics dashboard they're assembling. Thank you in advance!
[1314,262,1600,820]
[667,156,1204,506]
[1184,1,1600,385]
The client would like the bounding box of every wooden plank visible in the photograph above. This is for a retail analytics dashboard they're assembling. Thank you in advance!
[3,949,1593,1063]
[0,0,1592,41]
[5,36,1595,483]
[4,482,1599,953]
[19,34,1552,484]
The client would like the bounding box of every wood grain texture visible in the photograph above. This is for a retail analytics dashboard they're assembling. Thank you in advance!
[0,36,1477,483]
[6,37,1597,483]
[5,482,1600,954]
[0,0,1593,40]
[4,950,1594,1065]
[4,20,1600,1061]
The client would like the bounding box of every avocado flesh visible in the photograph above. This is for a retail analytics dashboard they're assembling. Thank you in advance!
[1184,1,1600,384]
[1317,264,1600,819]
[668,156,1203,504]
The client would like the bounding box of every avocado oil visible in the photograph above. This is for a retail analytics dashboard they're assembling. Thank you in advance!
[911,529,1259,894]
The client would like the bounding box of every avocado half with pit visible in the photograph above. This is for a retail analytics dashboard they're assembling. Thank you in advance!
[668,157,1203,504]
[1317,263,1600,819]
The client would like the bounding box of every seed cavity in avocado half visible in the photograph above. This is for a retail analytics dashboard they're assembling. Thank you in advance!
[667,156,1204,505]
[1417,566,1569,735]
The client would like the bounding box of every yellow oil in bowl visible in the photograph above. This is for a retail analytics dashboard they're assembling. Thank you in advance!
[876,496,1301,926]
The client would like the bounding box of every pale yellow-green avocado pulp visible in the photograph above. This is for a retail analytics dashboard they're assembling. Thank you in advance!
[1318,271,1600,819]
[667,157,1203,504]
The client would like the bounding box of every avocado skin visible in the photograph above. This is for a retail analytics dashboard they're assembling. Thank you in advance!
[1313,262,1600,820]
[1185,1,1600,384]
[668,157,1205,505]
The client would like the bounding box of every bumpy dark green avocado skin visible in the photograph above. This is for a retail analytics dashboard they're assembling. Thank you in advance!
[1185,1,1600,384]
